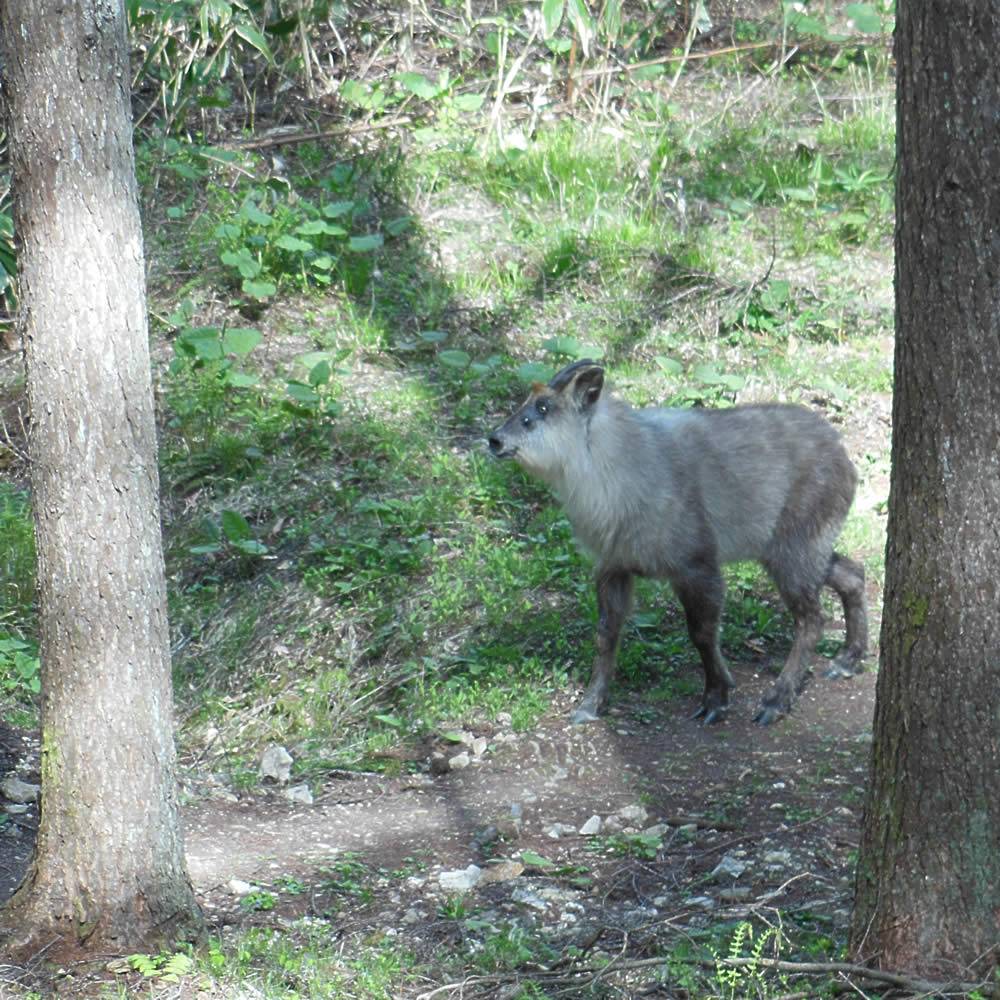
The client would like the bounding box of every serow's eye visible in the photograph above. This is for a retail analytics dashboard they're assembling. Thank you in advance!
[536,399,549,417]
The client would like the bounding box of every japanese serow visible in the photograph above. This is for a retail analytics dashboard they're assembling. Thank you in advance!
[487,360,867,725]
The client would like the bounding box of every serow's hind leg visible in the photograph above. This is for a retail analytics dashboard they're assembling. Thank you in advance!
[754,595,823,726]
[822,553,868,679]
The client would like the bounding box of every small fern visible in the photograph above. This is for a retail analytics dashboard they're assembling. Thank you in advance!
[128,950,194,983]
[710,921,782,1000]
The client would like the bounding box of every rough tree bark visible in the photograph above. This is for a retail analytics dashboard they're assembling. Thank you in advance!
[850,3,1000,982]
[0,2,204,953]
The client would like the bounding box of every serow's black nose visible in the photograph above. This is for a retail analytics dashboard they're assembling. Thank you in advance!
[488,436,502,454]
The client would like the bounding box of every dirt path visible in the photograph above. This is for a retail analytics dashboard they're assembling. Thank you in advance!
[177,663,875,943]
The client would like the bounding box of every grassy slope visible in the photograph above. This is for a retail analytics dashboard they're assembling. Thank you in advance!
[153,61,894,780]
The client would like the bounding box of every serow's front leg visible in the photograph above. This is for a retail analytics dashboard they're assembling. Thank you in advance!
[573,569,633,724]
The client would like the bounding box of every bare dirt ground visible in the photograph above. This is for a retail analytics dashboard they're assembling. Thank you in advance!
[1,652,878,994]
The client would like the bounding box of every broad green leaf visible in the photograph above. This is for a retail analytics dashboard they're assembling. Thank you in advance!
[222,327,262,355]
[221,249,262,279]
[188,336,224,361]
[520,850,555,868]
[239,202,273,226]
[232,538,268,556]
[275,234,314,253]
[227,372,259,388]
[242,279,276,299]
[220,509,252,542]
[419,330,448,342]
[845,3,881,32]
[399,72,441,99]
[780,187,816,202]
[517,361,552,383]
[308,360,331,387]
[324,201,355,218]
[760,279,790,308]
[692,364,726,385]
[453,92,486,112]
[349,234,384,252]
[542,335,581,357]
[233,21,274,63]
[296,219,347,237]
[384,216,412,236]
[653,355,684,376]
[541,0,564,37]
[287,381,319,404]
[566,0,593,55]
[439,349,471,369]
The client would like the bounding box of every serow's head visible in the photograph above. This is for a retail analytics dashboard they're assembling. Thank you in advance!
[487,360,605,479]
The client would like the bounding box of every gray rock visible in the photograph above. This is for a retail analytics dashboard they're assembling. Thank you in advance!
[448,751,471,770]
[719,887,753,902]
[543,822,578,839]
[616,804,648,826]
[511,886,549,910]
[259,745,293,783]
[684,895,716,910]
[711,854,748,880]
[763,849,793,868]
[578,814,602,836]
[283,783,314,805]
[439,864,482,891]
[1,777,40,803]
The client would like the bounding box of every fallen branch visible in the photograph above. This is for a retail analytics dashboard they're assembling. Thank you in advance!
[413,953,997,999]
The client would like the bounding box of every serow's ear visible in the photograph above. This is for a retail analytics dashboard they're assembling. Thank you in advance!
[567,361,604,411]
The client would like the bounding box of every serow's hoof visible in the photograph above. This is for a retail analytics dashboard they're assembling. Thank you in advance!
[752,703,785,726]
[572,704,601,725]
[689,702,728,726]
[822,659,858,680]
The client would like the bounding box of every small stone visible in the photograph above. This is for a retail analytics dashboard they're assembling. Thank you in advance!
[511,886,548,911]
[259,745,293,783]
[283,783,314,805]
[685,895,716,910]
[616,804,648,825]
[228,879,255,896]
[448,752,471,770]
[711,854,748,880]
[763,849,793,867]
[471,737,488,756]
[439,865,482,891]
[1,777,40,803]
[543,822,578,839]
[579,815,602,836]
[719,887,753,902]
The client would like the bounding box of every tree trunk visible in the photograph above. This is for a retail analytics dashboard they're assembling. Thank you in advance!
[850,4,1000,981]
[0,2,204,953]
